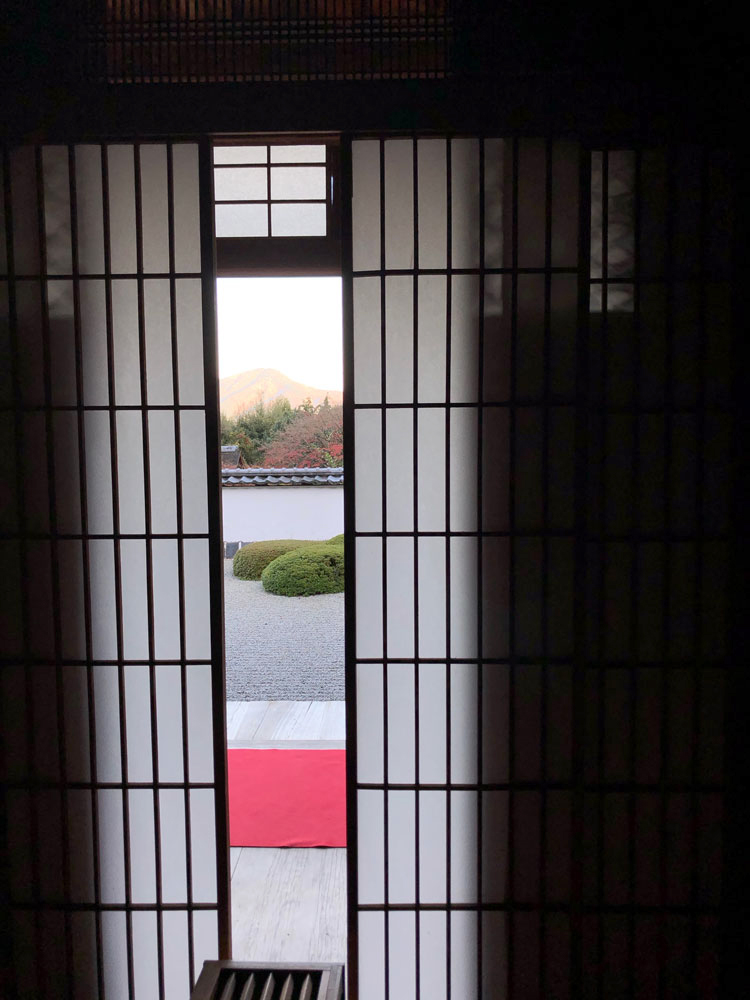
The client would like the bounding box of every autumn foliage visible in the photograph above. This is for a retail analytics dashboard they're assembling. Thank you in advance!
[262,403,343,468]
[221,396,343,468]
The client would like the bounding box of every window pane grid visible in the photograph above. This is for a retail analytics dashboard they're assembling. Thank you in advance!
[213,144,329,238]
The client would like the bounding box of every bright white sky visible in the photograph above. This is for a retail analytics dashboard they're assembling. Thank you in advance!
[216,276,343,389]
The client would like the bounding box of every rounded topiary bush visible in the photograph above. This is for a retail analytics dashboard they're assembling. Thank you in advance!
[328,533,344,545]
[261,543,345,596]
[233,539,313,580]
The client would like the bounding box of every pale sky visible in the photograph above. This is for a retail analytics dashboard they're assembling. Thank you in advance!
[216,276,343,389]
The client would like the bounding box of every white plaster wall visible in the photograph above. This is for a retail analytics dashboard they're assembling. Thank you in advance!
[222,486,344,542]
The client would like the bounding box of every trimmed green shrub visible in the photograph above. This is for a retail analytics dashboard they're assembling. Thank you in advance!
[233,539,313,580]
[261,543,345,596]
[328,533,344,545]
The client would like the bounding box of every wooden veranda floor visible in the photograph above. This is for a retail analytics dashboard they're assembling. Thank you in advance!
[227,701,347,967]
[227,699,346,748]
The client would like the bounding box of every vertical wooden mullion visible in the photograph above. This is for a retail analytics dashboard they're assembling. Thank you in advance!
[266,147,272,238]
[539,136,553,999]
[720,145,744,1000]
[155,0,162,83]
[405,0,412,81]
[443,0,450,78]
[3,144,43,1000]
[175,0,182,83]
[657,146,676,1000]
[212,0,219,81]
[294,0,300,80]
[35,143,76,997]
[68,141,106,998]
[474,133,487,995]
[129,0,136,85]
[326,144,332,245]
[277,0,285,82]
[183,0,189,85]
[323,0,329,80]
[139,0,146,83]
[444,135,453,1000]
[199,0,205,85]
[379,136,390,1000]
[595,148,609,1000]
[286,0,293,80]
[505,134,517,998]
[241,0,248,82]
[340,133,358,1000]
[230,0,237,83]
[189,0,196,85]
[571,144,593,1000]
[689,146,710,987]
[133,141,166,1000]
[100,141,136,1000]
[228,0,234,81]
[114,0,120,84]
[627,146,643,1000]
[411,134,421,1000]
[198,136,231,960]
[166,139,196,987]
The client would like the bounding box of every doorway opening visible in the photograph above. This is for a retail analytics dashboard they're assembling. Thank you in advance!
[212,139,347,966]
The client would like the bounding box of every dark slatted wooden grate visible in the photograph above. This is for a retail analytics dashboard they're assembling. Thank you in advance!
[191,962,344,1000]
[70,1,453,84]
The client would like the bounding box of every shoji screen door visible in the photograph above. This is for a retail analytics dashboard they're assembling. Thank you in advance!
[0,141,228,999]
[347,136,582,1000]
[345,138,732,1000]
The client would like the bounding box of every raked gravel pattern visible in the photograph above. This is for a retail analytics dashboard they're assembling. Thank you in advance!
[223,559,344,701]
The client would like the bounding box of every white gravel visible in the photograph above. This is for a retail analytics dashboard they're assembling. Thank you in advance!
[223,559,344,701]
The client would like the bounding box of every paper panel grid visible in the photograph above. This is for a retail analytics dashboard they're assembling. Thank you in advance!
[348,136,732,999]
[0,140,226,999]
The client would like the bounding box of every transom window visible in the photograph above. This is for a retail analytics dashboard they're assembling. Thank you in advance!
[212,138,340,276]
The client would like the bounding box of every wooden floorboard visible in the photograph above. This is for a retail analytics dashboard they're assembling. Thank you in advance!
[225,701,242,736]
[262,700,312,741]
[252,700,308,742]
[230,701,271,743]
[227,700,346,748]
[231,848,347,966]
[281,701,322,740]
[321,701,346,741]
[229,739,345,749]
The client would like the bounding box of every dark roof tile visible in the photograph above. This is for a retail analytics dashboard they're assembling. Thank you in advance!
[221,466,344,487]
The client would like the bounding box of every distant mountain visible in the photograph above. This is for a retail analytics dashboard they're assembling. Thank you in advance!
[219,367,343,415]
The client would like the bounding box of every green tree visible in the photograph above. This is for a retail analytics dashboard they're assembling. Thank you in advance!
[221,395,298,466]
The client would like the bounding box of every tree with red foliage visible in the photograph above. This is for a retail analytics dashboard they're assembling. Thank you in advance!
[263,403,343,468]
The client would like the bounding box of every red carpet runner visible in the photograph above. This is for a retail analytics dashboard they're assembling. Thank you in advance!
[227,749,346,847]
